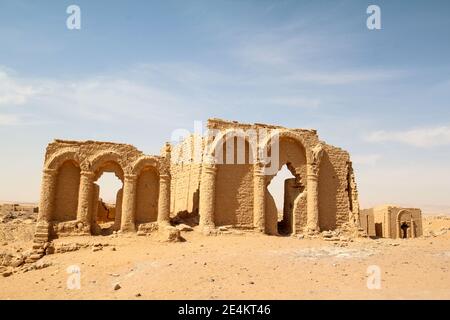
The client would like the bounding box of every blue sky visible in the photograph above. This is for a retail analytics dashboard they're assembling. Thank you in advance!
[1,0,450,213]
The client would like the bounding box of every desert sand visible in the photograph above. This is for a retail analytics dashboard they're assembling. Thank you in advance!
[1,212,450,300]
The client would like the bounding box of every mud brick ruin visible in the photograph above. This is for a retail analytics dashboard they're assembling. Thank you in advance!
[360,205,423,239]
[31,118,420,259]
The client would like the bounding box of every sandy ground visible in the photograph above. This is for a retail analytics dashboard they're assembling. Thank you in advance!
[1,215,450,300]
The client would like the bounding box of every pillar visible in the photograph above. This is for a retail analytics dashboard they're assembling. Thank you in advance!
[37,168,58,223]
[410,219,415,238]
[90,183,100,224]
[76,170,95,233]
[114,188,123,231]
[306,164,320,233]
[157,174,171,226]
[121,173,137,232]
[306,144,324,233]
[199,160,217,230]
[253,163,266,233]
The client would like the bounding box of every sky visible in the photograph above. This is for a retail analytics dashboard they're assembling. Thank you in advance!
[0,0,449,213]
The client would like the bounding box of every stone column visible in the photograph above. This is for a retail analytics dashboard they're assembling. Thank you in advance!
[306,144,324,233]
[253,163,266,233]
[37,168,58,223]
[76,170,95,233]
[199,157,217,230]
[410,220,415,238]
[157,174,171,226]
[121,173,137,232]
[114,188,123,231]
[306,165,320,232]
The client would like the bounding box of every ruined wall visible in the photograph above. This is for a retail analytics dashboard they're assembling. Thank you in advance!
[37,118,360,242]
[360,209,376,237]
[318,145,351,230]
[170,134,203,216]
[0,204,38,214]
[388,207,423,238]
[96,200,115,223]
[202,118,359,234]
[368,206,423,238]
[38,139,165,241]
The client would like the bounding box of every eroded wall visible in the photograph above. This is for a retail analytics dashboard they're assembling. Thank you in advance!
[37,118,360,241]
[37,139,166,240]
[170,135,203,216]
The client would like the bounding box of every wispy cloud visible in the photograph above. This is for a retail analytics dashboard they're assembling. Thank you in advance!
[0,114,20,125]
[230,24,406,86]
[366,126,450,147]
[284,69,405,85]
[265,96,320,108]
[352,153,382,166]
[0,67,202,126]
[0,69,38,105]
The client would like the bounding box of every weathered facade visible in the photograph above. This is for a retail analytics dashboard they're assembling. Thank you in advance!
[33,139,171,246]
[360,205,423,239]
[33,118,361,250]
[170,119,360,236]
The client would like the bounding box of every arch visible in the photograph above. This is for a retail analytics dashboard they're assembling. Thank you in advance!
[397,209,412,221]
[131,156,159,175]
[260,130,309,166]
[88,151,126,235]
[208,128,257,164]
[45,149,80,170]
[397,209,412,238]
[264,138,308,235]
[89,150,126,180]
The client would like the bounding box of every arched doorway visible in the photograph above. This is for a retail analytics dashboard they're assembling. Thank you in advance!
[398,210,413,239]
[91,160,124,235]
[263,136,307,235]
[267,163,300,235]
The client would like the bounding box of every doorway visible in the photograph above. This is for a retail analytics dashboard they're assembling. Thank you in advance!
[267,164,300,235]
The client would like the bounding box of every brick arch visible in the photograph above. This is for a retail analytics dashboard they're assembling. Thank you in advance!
[45,149,80,170]
[208,128,257,164]
[131,156,160,176]
[261,131,309,235]
[89,150,127,180]
[397,209,412,222]
[260,130,309,167]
